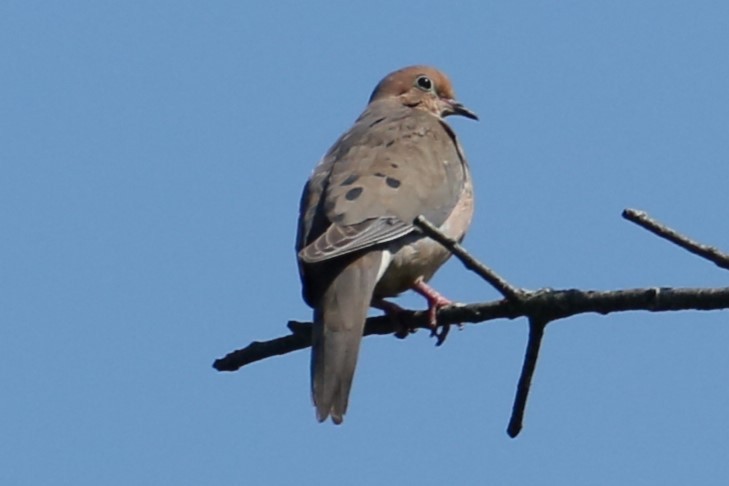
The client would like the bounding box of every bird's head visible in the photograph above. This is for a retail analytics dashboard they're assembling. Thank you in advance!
[368,65,478,121]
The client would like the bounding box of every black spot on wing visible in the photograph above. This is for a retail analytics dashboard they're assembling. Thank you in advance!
[374,172,386,178]
[340,173,359,186]
[345,187,363,201]
[385,177,401,188]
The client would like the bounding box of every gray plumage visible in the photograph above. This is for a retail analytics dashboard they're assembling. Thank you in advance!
[296,65,477,423]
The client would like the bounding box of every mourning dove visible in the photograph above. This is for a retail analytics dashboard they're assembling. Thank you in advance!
[296,65,477,424]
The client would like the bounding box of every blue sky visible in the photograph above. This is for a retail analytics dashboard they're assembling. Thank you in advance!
[2,1,729,484]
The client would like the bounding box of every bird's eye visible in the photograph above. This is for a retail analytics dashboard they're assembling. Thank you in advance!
[415,75,434,92]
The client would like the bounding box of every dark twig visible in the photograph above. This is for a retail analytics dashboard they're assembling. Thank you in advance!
[213,332,311,371]
[215,211,729,437]
[413,215,524,301]
[623,208,729,271]
[507,317,548,438]
[213,286,729,372]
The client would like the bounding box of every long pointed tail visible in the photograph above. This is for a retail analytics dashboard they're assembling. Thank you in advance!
[311,251,383,424]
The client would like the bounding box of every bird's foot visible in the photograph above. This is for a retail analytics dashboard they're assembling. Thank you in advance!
[412,278,454,346]
[372,298,414,339]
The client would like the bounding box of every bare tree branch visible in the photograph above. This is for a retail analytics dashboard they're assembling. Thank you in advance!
[213,286,729,372]
[623,208,729,270]
[214,209,729,437]
[508,316,548,438]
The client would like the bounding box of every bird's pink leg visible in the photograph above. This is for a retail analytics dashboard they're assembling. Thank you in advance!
[411,278,453,345]
[411,278,452,326]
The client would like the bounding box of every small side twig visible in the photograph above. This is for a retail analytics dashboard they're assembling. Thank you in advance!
[507,317,548,438]
[623,208,729,271]
[213,331,311,371]
[414,215,524,301]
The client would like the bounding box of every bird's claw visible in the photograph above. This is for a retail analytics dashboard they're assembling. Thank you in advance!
[431,322,451,346]
[417,285,453,346]
[372,298,415,339]
[374,282,460,345]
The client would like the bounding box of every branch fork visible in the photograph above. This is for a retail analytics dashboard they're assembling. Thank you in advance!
[214,209,729,437]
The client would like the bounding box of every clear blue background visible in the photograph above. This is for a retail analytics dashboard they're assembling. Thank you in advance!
[2,1,729,484]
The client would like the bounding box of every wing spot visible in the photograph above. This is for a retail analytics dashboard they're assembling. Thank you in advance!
[340,174,359,186]
[374,172,386,178]
[385,177,401,189]
[345,187,363,201]
[385,140,395,147]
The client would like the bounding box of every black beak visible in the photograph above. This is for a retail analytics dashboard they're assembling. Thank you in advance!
[446,100,478,121]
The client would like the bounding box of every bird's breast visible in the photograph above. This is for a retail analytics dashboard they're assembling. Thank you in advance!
[373,178,474,298]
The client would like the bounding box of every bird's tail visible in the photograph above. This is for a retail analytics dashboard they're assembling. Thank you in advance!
[311,251,383,424]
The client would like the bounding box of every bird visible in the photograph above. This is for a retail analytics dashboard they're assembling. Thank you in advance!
[296,65,477,424]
